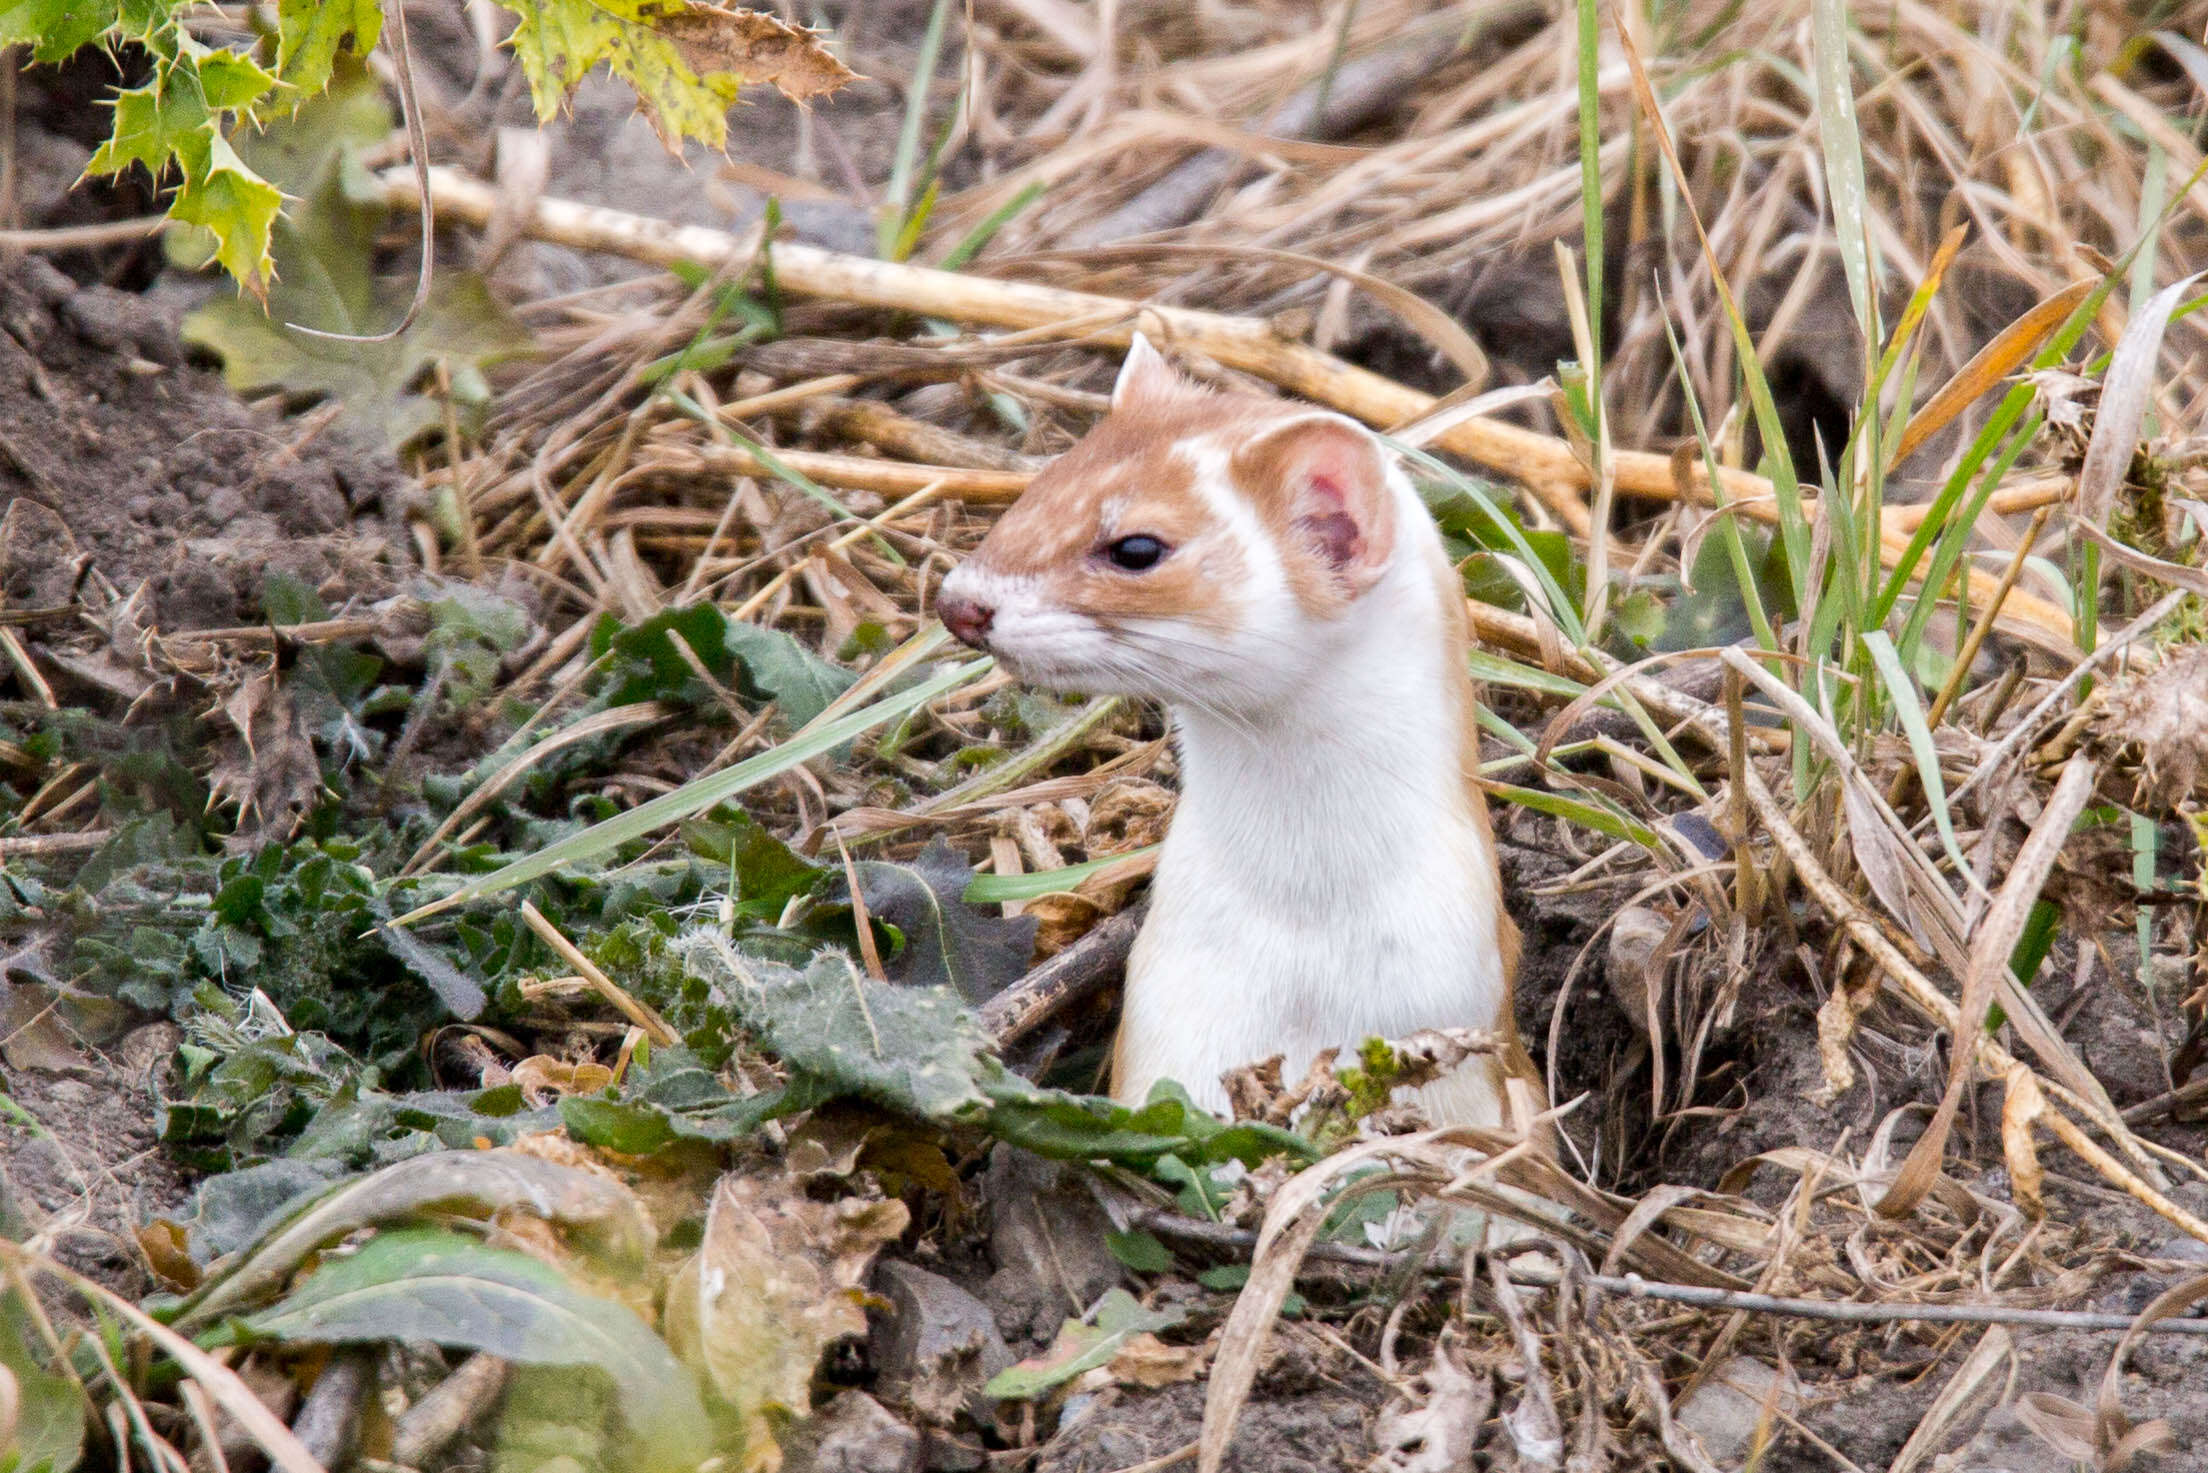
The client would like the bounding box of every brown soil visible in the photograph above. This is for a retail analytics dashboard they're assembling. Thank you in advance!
[0,254,409,633]
[0,1023,193,1301]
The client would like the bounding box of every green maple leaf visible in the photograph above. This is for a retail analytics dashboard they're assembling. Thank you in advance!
[168,129,284,293]
[274,0,382,95]
[0,0,120,62]
[84,69,208,178]
[183,162,531,446]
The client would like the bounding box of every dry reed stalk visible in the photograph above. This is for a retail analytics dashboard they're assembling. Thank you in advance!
[383,167,2080,650]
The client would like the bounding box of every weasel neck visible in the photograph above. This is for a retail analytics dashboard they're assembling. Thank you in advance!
[1162,553,1482,894]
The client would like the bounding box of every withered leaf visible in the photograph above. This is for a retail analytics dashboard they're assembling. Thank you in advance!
[654,4,860,104]
[670,1172,908,1457]
[207,664,325,852]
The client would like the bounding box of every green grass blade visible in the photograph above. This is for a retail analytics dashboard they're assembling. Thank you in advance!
[937,181,1045,271]
[1392,441,1587,644]
[1810,0,1878,345]
[1575,0,1604,368]
[1659,310,1778,651]
[966,847,1156,905]
[1483,781,1658,848]
[881,0,958,259]
[1465,647,1588,700]
[1861,630,1969,881]
[391,658,992,925]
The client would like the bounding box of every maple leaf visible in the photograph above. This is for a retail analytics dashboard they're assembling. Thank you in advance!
[183,161,531,444]
[273,0,382,95]
[0,0,120,62]
[499,0,856,153]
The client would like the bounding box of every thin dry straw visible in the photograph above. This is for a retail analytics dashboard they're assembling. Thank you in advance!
[1131,1211,2208,1336]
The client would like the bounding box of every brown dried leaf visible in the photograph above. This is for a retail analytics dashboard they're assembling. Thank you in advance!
[1109,1332,1209,1389]
[2091,643,2208,810]
[656,5,860,105]
[509,1056,616,1107]
[2013,1391,2097,1462]
[207,665,323,852]
[136,1219,201,1292]
[1370,1338,1490,1472]
[2095,1272,2208,1469]
[671,1172,909,1459]
[2080,272,2208,526]
[1895,280,2095,465]
[2000,1065,2048,1220]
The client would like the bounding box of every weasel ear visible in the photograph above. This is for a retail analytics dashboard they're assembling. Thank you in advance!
[1112,331,1181,408]
[1233,414,1397,599]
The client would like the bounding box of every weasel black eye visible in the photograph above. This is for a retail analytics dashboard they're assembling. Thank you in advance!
[1103,535,1168,572]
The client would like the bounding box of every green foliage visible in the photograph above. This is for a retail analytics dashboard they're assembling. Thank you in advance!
[1104,1228,1174,1273]
[0,1284,87,1473]
[183,159,530,447]
[683,931,1315,1180]
[28,0,852,296]
[213,1226,711,1471]
[590,603,856,728]
[984,1289,1185,1400]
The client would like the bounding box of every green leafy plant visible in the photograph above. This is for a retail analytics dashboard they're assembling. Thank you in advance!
[20,0,855,297]
[208,1227,712,1472]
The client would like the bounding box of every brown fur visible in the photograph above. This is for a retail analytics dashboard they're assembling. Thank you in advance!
[1228,415,1400,618]
[1430,544,1551,1146]
[962,383,1283,637]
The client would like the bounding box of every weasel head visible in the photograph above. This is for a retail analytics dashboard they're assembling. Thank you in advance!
[937,334,1412,710]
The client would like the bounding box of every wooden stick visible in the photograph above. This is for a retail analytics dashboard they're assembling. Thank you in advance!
[678,443,1030,503]
[979,902,1146,1046]
[1132,1210,2208,1332]
[380,167,2077,650]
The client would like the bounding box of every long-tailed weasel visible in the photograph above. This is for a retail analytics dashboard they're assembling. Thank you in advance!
[937,335,1541,1133]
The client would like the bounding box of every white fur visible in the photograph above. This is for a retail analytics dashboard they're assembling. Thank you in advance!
[1112,451,1505,1124]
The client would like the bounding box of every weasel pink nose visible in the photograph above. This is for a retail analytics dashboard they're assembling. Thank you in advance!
[938,592,996,648]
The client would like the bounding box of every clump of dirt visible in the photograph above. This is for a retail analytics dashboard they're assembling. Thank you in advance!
[0,254,409,632]
[0,1023,195,1300]
[1037,1363,1377,1473]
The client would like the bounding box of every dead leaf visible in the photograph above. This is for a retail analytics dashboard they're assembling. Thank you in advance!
[1109,1332,1210,1389]
[1894,280,2096,465]
[669,1172,909,1462]
[655,5,860,105]
[2026,369,2098,434]
[1370,1338,1491,1471]
[0,983,78,1073]
[2001,1065,2048,1220]
[136,1219,202,1291]
[207,663,324,852]
[2080,272,2208,526]
[2091,643,2208,810]
[2013,1391,2097,1462]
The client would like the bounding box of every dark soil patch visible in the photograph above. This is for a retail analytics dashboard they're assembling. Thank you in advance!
[1037,1364,1378,1473]
[0,255,409,633]
[0,1023,194,1300]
